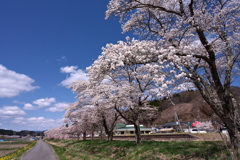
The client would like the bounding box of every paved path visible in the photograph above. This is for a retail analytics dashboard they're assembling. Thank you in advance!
[21,140,58,160]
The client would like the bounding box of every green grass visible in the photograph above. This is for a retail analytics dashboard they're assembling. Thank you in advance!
[46,139,231,160]
[50,145,68,160]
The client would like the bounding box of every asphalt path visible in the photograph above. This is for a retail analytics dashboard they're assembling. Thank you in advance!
[21,140,58,160]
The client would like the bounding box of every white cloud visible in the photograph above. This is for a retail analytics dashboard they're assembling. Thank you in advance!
[23,103,35,110]
[11,117,63,130]
[0,65,39,98]
[46,102,69,112]
[33,97,56,107]
[23,98,56,110]
[13,100,25,104]
[60,66,88,87]
[57,56,67,62]
[0,106,26,118]
[60,66,78,73]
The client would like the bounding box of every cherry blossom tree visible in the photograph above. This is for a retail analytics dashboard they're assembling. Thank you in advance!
[64,101,98,140]
[95,103,120,142]
[44,128,59,140]
[196,121,214,130]
[105,0,240,154]
[44,126,69,140]
[68,80,121,142]
[67,122,83,140]
[86,40,182,144]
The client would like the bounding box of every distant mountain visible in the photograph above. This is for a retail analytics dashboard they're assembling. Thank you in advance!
[33,130,46,133]
[150,86,240,126]
[0,129,45,136]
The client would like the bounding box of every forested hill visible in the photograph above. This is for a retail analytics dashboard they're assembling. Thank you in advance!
[151,86,240,126]
[0,129,44,136]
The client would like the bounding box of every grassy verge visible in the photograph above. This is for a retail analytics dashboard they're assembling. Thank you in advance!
[0,141,37,160]
[46,139,230,160]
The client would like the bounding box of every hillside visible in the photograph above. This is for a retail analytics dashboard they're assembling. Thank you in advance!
[151,86,240,126]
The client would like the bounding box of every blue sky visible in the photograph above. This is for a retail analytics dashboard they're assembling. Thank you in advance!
[0,0,132,131]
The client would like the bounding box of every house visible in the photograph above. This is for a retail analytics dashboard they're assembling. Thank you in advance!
[114,123,153,135]
[159,122,188,133]
[161,122,187,128]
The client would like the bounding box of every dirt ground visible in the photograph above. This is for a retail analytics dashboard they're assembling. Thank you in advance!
[0,143,28,157]
[0,144,27,149]
[0,150,17,157]
[192,133,229,141]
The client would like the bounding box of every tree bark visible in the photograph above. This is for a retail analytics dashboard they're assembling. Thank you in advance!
[134,121,141,144]
[101,115,117,142]
[115,105,142,144]
[192,77,240,158]
[108,132,113,142]
[100,129,103,140]
[82,131,86,141]
[91,131,94,140]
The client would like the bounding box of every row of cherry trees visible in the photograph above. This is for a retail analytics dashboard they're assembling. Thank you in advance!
[50,0,239,157]
[45,104,120,141]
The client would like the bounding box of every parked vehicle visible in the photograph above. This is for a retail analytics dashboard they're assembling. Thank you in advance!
[159,128,175,133]
[220,127,228,133]
[188,128,207,133]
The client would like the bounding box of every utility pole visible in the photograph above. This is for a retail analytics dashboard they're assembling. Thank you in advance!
[168,95,183,132]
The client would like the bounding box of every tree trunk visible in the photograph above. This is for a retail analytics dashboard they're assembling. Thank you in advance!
[215,97,240,157]
[82,131,86,141]
[222,100,240,159]
[134,122,141,144]
[100,130,103,140]
[91,131,94,140]
[227,126,240,158]
[107,132,113,142]
[193,78,240,158]
[101,116,116,142]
